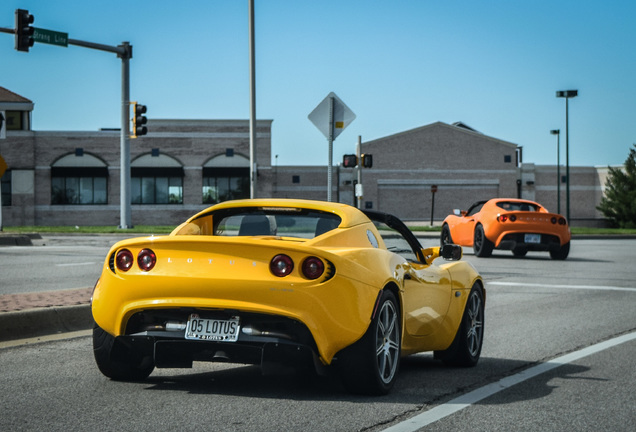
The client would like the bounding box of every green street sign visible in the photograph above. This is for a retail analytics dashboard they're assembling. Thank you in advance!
[33,27,68,47]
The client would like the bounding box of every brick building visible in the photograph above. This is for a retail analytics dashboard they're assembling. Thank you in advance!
[1,87,610,227]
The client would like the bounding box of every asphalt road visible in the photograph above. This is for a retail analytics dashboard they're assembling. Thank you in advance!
[1,237,635,431]
[0,234,136,295]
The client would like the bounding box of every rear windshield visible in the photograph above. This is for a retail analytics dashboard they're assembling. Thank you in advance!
[175,207,341,239]
[496,201,539,212]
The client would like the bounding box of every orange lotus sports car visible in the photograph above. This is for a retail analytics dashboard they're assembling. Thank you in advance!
[441,198,571,260]
[92,199,484,395]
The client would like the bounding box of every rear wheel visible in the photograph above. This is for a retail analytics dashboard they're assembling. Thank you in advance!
[435,283,484,367]
[93,324,154,381]
[550,241,570,260]
[338,290,401,395]
[473,224,494,257]
[440,224,453,246]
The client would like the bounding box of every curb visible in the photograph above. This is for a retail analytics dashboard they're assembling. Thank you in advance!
[0,234,34,246]
[0,304,93,342]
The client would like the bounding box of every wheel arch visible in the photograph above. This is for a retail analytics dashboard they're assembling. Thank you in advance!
[379,282,402,320]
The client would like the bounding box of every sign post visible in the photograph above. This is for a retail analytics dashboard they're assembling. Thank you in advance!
[309,92,356,202]
[430,185,438,226]
[0,155,7,231]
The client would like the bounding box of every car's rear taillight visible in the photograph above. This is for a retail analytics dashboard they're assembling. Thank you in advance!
[270,254,294,277]
[138,249,156,271]
[302,256,325,280]
[115,249,134,272]
[558,217,567,225]
[498,214,516,222]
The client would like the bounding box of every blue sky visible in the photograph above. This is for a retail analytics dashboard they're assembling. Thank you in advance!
[2,0,635,167]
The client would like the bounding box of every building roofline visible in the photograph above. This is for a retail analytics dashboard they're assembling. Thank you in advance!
[0,86,33,104]
[363,121,519,149]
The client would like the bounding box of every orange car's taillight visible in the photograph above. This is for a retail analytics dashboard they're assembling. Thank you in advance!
[498,214,516,222]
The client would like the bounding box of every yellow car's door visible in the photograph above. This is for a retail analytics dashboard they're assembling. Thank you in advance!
[401,262,453,337]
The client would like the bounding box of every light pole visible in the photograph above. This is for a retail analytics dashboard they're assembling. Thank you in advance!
[556,90,578,223]
[550,129,560,214]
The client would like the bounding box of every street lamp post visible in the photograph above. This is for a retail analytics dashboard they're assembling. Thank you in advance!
[550,129,561,214]
[556,90,578,223]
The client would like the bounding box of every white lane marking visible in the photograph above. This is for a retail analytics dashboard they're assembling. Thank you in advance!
[382,331,636,432]
[55,262,96,267]
[487,281,636,292]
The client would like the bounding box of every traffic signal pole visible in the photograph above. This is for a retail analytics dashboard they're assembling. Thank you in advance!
[119,43,132,228]
[2,11,136,228]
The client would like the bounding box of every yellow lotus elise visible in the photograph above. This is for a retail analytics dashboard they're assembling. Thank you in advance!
[92,199,484,395]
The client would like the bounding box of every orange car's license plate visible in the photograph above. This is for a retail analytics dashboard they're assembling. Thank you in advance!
[185,314,240,342]
[525,234,541,244]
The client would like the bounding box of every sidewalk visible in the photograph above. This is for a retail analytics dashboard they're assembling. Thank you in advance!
[0,287,93,342]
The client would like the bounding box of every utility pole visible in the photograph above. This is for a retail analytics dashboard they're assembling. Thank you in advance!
[248,0,257,198]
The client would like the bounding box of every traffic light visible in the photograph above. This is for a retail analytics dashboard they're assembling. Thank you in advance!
[361,153,373,168]
[131,102,148,138]
[342,154,357,168]
[15,9,35,52]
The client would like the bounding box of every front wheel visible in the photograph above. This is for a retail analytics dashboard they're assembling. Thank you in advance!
[435,283,484,367]
[338,290,401,395]
[473,224,494,257]
[93,324,155,381]
[440,224,453,247]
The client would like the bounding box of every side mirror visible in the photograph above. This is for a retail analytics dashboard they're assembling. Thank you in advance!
[453,209,461,216]
[440,244,462,261]
[421,245,462,265]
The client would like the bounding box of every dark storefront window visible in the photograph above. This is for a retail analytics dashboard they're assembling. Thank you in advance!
[202,167,249,204]
[131,167,183,204]
[51,167,108,205]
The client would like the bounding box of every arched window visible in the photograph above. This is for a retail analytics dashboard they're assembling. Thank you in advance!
[202,153,249,204]
[131,153,184,204]
[51,152,108,205]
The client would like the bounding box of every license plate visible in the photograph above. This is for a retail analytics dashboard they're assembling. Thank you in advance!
[185,314,240,342]
[525,233,541,244]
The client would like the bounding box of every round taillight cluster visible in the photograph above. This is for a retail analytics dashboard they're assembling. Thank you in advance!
[302,257,325,280]
[115,249,134,271]
[270,254,294,277]
[498,214,516,222]
[115,248,157,272]
[138,249,157,271]
[269,254,325,280]
[551,217,567,225]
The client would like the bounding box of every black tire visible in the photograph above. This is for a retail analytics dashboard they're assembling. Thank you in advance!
[550,241,570,260]
[435,283,484,367]
[93,324,154,381]
[338,290,401,395]
[440,224,453,247]
[473,224,494,257]
[512,247,528,257]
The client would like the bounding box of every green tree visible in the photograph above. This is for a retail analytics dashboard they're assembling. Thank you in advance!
[597,144,636,228]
